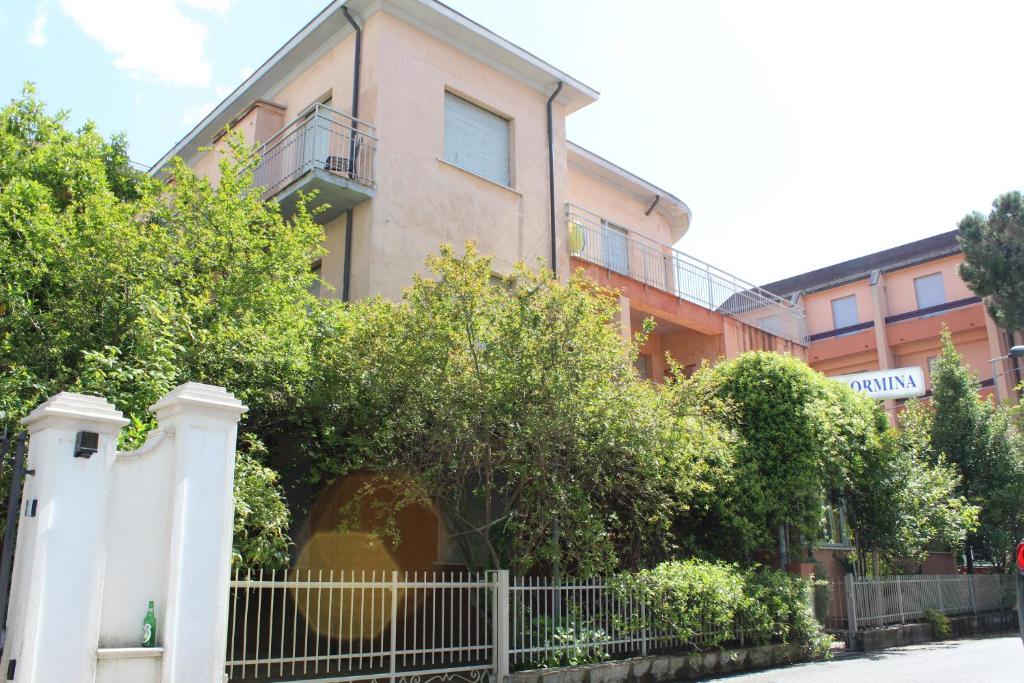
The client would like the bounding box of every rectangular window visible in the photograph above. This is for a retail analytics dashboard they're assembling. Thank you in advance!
[914,272,946,313]
[443,92,510,186]
[831,295,859,332]
[634,354,652,380]
[602,222,629,275]
[820,500,850,548]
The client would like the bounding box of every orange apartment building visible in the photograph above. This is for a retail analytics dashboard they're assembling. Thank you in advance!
[761,232,1024,579]
[151,0,809,572]
[762,230,1022,415]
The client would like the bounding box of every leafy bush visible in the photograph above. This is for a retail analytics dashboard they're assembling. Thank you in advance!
[611,559,745,648]
[611,560,832,657]
[232,439,292,570]
[738,570,833,658]
[923,608,951,638]
[514,614,611,670]
[812,579,832,624]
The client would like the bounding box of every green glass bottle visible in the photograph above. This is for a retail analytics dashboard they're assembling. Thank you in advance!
[142,601,157,647]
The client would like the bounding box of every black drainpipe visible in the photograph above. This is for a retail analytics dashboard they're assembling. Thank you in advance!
[341,6,363,302]
[546,81,563,277]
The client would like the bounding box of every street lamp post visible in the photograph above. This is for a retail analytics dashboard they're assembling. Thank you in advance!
[989,345,1024,402]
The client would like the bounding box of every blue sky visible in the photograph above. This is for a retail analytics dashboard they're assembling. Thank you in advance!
[4,1,1024,286]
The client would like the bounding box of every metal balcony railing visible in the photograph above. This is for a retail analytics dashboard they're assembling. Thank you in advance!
[254,103,377,199]
[567,204,808,345]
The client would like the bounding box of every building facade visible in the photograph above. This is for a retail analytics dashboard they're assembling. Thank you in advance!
[153,0,807,377]
[152,0,809,572]
[762,231,1022,416]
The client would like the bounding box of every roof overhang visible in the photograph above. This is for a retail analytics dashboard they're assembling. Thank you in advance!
[151,0,598,177]
[567,141,691,242]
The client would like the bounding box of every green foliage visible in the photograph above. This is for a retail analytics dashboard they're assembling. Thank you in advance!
[958,191,1024,329]
[922,608,951,638]
[847,401,979,565]
[672,351,973,567]
[305,244,730,573]
[0,87,306,566]
[232,437,292,570]
[738,570,833,658]
[610,560,832,656]
[692,352,883,557]
[930,328,1024,567]
[612,559,746,648]
[515,615,611,669]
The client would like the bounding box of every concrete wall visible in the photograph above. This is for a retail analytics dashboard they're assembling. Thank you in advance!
[855,609,1016,651]
[363,10,566,299]
[511,643,818,683]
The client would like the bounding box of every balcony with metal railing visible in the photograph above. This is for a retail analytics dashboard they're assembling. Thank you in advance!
[254,103,377,221]
[567,204,808,345]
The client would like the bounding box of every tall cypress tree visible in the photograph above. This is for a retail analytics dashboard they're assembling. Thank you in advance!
[930,327,1024,569]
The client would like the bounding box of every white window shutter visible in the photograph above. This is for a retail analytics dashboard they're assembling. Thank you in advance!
[831,295,859,329]
[914,273,946,310]
[444,93,510,186]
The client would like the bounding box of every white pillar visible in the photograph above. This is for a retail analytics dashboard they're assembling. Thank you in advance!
[151,383,245,683]
[2,393,128,682]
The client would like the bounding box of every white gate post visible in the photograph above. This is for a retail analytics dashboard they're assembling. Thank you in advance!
[152,384,245,683]
[492,570,509,683]
[1,393,128,682]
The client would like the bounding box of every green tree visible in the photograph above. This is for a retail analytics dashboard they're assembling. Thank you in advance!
[302,243,729,574]
[693,352,884,559]
[1,86,314,567]
[930,327,1024,568]
[847,401,978,568]
[682,351,973,567]
[958,191,1024,329]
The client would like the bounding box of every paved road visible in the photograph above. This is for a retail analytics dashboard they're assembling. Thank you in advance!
[700,634,1022,682]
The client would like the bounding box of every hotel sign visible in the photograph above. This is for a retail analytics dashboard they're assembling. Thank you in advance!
[833,367,926,401]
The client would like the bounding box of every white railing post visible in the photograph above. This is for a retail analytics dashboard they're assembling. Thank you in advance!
[896,575,905,624]
[493,570,509,683]
[968,573,977,615]
[640,596,648,656]
[390,571,399,682]
[845,577,858,645]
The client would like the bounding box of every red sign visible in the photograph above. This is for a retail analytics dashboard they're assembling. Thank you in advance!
[1017,542,1024,571]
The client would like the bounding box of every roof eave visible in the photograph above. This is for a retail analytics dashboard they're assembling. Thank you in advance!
[567,141,691,241]
[151,0,599,177]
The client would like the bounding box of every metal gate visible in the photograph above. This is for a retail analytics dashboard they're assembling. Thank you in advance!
[225,570,499,683]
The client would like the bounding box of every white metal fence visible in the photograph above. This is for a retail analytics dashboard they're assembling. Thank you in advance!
[224,571,757,682]
[225,570,498,683]
[508,575,749,668]
[225,570,1017,681]
[566,204,808,345]
[845,574,1015,632]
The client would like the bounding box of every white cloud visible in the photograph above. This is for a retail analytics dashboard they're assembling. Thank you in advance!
[27,9,47,47]
[57,0,212,87]
[239,65,254,80]
[182,0,233,14]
